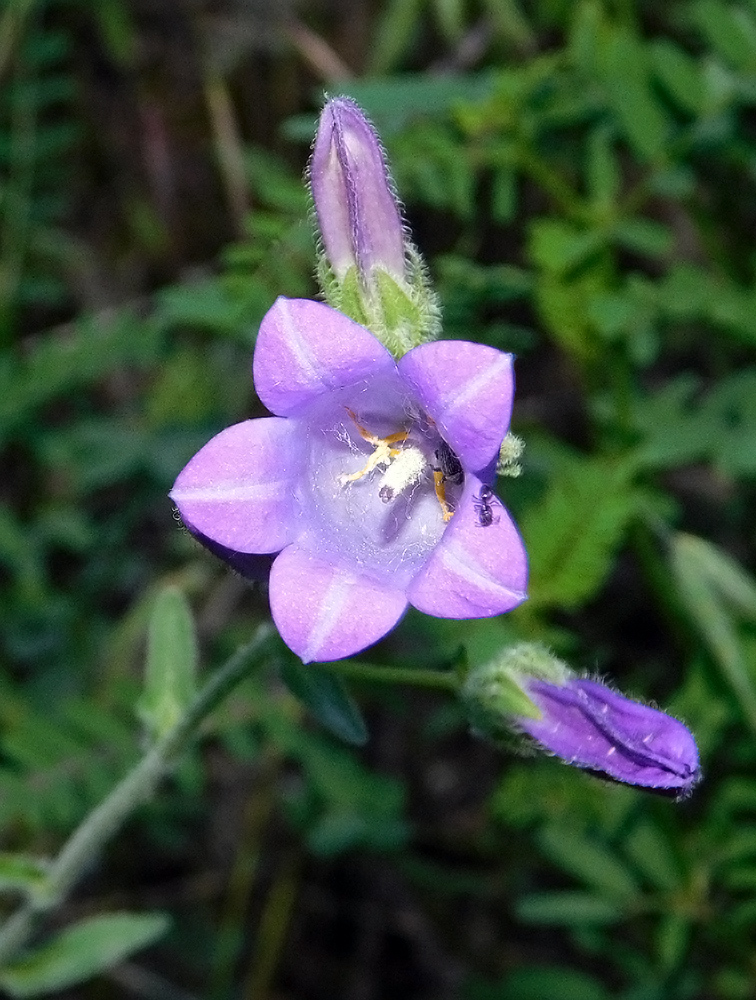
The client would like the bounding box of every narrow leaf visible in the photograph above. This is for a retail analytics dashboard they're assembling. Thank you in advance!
[623,820,683,892]
[671,534,756,734]
[281,660,369,746]
[599,26,668,161]
[138,586,198,740]
[537,825,641,900]
[516,891,624,925]
[0,854,48,899]
[0,912,170,998]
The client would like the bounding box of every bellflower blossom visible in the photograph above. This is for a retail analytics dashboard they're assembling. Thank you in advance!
[463,644,700,797]
[171,296,528,662]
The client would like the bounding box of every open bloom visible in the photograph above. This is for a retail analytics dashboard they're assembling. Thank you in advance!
[170,296,527,662]
[520,676,701,797]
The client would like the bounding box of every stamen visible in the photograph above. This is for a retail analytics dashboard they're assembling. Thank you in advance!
[378,446,427,503]
[431,440,464,522]
[432,469,455,522]
[339,407,410,486]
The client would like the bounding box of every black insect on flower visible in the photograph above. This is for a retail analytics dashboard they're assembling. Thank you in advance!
[474,485,498,527]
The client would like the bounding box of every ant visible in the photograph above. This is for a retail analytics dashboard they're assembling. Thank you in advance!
[473,485,498,527]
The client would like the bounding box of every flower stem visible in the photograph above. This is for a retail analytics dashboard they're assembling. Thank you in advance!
[0,624,275,967]
[318,658,460,692]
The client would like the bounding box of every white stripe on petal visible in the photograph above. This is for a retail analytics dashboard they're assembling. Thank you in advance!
[444,354,512,417]
[301,567,353,663]
[440,538,526,607]
[277,298,327,392]
[170,482,285,502]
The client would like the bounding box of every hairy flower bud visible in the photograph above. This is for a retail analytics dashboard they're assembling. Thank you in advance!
[463,644,701,798]
[310,96,405,286]
[309,96,440,357]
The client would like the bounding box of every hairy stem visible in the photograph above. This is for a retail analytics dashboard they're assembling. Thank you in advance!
[0,625,275,966]
[318,658,460,691]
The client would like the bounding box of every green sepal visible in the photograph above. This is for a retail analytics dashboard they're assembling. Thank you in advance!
[373,268,422,333]
[316,248,441,360]
[337,265,372,329]
[461,643,572,745]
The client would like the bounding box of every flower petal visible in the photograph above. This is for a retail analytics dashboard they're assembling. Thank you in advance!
[188,530,275,583]
[407,479,527,618]
[253,297,395,417]
[522,678,701,794]
[269,544,408,663]
[398,341,514,471]
[170,418,304,554]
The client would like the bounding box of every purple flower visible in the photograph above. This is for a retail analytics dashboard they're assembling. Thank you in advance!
[310,96,406,286]
[170,296,528,662]
[520,676,701,797]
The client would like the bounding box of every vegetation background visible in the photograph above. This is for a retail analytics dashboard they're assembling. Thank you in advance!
[2,0,756,997]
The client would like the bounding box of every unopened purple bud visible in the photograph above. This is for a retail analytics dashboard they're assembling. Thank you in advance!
[520,677,701,798]
[310,97,406,285]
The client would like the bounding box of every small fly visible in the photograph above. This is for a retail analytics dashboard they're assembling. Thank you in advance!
[431,440,464,522]
[433,440,464,486]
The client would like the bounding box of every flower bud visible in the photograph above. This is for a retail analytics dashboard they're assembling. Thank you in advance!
[462,644,701,798]
[309,96,440,357]
[310,96,405,286]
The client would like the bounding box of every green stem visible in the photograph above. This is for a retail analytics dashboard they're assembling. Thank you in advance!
[318,659,460,692]
[0,625,275,966]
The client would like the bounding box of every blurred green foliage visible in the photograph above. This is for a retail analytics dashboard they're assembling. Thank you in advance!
[2,0,756,996]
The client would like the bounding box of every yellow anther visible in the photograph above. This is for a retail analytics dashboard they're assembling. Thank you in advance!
[340,408,410,485]
[433,469,454,522]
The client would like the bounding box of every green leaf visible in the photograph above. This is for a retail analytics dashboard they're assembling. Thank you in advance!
[490,166,517,224]
[671,533,756,734]
[633,374,713,469]
[264,712,407,853]
[651,40,706,114]
[613,218,674,258]
[695,0,756,73]
[516,891,625,925]
[138,586,198,740]
[598,26,669,161]
[529,218,604,274]
[656,914,692,974]
[465,966,610,1000]
[154,278,251,340]
[0,854,48,899]
[280,660,369,747]
[623,820,684,892]
[432,0,465,42]
[367,0,424,74]
[537,825,641,899]
[0,912,170,998]
[586,126,621,209]
[679,534,756,620]
[521,452,641,610]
